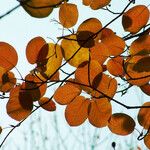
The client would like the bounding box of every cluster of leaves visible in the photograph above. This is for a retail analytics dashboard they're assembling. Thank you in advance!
[0,0,150,149]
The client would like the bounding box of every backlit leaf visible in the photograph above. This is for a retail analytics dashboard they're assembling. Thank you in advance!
[59,3,78,28]
[21,0,58,18]
[54,81,81,105]
[61,35,89,67]
[91,73,117,99]
[144,134,150,149]
[38,97,56,111]
[107,56,125,77]
[77,18,102,48]
[0,42,18,70]
[88,98,112,127]
[65,96,90,126]
[90,0,111,10]
[0,71,16,93]
[101,34,125,56]
[26,36,46,64]
[138,102,150,129]
[122,5,150,33]
[82,0,111,10]
[38,43,63,79]
[23,73,47,101]
[108,113,135,135]
[140,83,150,96]
[129,34,150,56]
[7,86,33,121]
[125,56,150,86]
[75,60,103,93]
[90,42,108,64]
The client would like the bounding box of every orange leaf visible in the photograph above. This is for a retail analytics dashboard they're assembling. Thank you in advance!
[23,74,47,101]
[90,0,111,10]
[140,83,150,96]
[38,97,56,111]
[122,5,150,33]
[108,113,135,135]
[107,56,125,77]
[88,98,112,127]
[91,73,117,99]
[7,86,33,121]
[90,43,108,64]
[0,71,16,93]
[65,96,90,126]
[138,102,150,129]
[22,0,58,18]
[101,34,125,56]
[26,36,47,64]
[144,134,150,149]
[0,42,18,70]
[129,34,150,56]
[132,56,150,72]
[54,81,81,105]
[59,3,78,28]
[77,18,102,48]
[125,56,150,86]
[82,0,91,6]
[75,60,103,93]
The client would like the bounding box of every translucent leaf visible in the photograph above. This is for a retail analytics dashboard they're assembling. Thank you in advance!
[107,56,125,77]
[77,18,102,48]
[0,71,16,93]
[90,43,108,64]
[75,60,103,93]
[82,0,91,6]
[7,86,33,121]
[23,74,47,101]
[138,102,150,129]
[108,113,135,135]
[122,5,150,33]
[101,28,114,39]
[140,83,150,96]
[88,98,112,127]
[38,43,63,79]
[132,56,150,72]
[129,34,150,56]
[82,0,111,10]
[22,0,57,18]
[26,36,46,64]
[91,73,117,99]
[125,56,150,86]
[38,97,56,111]
[101,34,125,56]
[144,134,150,149]
[90,0,111,10]
[61,35,89,67]
[54,81,81,105]
[59,3,78,28]
[65,96,90,126]
[0,42,18,70]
